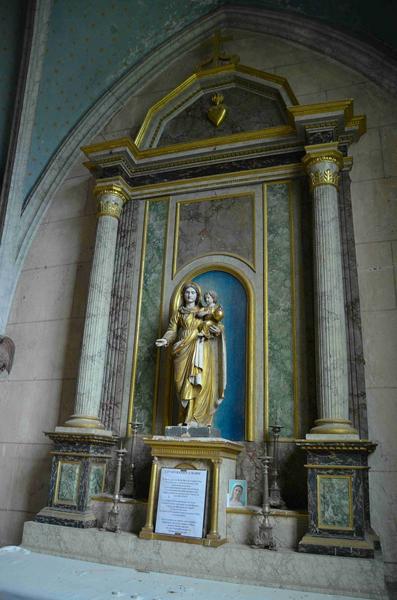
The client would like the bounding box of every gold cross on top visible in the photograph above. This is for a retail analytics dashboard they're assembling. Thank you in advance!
[199,31,240,70]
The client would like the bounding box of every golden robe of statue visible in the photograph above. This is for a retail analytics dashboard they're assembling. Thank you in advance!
[156,282,226,428]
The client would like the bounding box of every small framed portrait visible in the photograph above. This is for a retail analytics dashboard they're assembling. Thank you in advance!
[227,479,247,508]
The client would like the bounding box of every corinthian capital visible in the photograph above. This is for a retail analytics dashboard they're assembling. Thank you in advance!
[94,184,129,219]
[302,142,344,191]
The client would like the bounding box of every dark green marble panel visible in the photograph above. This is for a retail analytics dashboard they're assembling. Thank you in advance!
[267,183,294,437]
[88,464,105,498]
[134,200,168,432]
[318,475,352,530]
[57,462,80,504]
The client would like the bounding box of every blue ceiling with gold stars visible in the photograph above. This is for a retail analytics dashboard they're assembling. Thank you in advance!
[0,0,25,185]
[1,0,396,205]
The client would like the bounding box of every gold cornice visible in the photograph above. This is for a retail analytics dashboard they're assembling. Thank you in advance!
[296,439,377,453]
[83,125,296,163]
[143,437,244,460]
[348,114,366,137]
[49,451,112,458]
[127,163,304,198]
[305,464,369,470]
[84,139,303,183]
[46,432,118,445]
[289,99,354,122]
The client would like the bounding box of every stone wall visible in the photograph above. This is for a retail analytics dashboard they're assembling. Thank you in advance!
[0,31,395,581]
[0,165,95,544]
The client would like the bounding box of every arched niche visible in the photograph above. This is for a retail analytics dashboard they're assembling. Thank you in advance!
[166,264,255,442]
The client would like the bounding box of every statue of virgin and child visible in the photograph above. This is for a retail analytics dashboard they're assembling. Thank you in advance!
[155,282,227,429]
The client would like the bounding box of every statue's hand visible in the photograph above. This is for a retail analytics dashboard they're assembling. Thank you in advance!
[155,338,168,348]
[209,324,220,335]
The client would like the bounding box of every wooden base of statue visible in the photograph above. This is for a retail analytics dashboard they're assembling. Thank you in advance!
[139,436,243,546]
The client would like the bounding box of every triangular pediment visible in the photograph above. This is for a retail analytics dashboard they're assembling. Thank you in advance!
[135,64,298,150]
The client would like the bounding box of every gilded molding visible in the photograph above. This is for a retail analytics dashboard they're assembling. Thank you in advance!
[289,99,354,121]
[46,431,118,445]
[54,460,81,507]
[207,458,221,541]
[49,451,112,459]
[305,464,368,470]
[296,440,377,453]
[84,124,296,163]
[348,115,367,137]
[144,437,244,460]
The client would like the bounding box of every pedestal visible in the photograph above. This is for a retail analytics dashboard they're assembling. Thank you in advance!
[296,439,376,557]
[139,437,243,546]
[35,431,116,527]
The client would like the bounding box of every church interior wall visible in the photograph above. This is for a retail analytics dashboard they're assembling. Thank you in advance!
[0,28,396,582]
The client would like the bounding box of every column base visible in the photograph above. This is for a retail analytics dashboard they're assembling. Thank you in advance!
[62,414,107,430]
[299,533,375,558]
[55,425,113,437]
[296,439,377,559]
[308,418,358,437]
[35,506,97,528]
[34,430,117,529]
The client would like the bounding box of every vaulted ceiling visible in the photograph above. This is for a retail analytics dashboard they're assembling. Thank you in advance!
[0,0,396,205]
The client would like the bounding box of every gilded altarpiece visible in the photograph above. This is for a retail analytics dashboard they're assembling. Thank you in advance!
[80,61,370,542]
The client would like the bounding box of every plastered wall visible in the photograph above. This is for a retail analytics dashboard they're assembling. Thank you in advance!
[0,31,395,580]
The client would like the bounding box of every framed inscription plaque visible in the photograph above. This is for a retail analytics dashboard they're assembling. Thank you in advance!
[155,468,208,538]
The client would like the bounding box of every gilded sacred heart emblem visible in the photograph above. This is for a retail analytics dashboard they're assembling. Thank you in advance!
[207,93,227,128]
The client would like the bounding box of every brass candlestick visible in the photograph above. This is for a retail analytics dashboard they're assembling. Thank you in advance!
[252,445,275,549]
[269,423,286,509]
[105,442,127,533]
[120,420,142,498]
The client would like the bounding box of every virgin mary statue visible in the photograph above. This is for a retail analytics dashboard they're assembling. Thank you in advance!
[155,281,226,428]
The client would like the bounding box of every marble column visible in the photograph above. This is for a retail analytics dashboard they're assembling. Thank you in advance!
[303,143,357,438]
[63,185,128,433]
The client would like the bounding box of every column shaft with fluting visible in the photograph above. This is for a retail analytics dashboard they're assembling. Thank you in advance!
[64,187,127,431]
[303,145,357,436]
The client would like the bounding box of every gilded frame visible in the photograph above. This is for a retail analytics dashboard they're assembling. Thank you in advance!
[53,460,81,507]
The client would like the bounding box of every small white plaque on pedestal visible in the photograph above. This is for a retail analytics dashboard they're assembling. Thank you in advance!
[155,468,207,538]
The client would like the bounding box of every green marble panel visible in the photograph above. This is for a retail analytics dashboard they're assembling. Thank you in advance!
[88,464,105,498]
[57,462,80,504]
[267,183,294,437]
[318,475,352,529]
[134,200,168,432]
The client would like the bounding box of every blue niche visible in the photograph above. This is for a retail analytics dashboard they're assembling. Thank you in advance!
[193,270,247,441]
